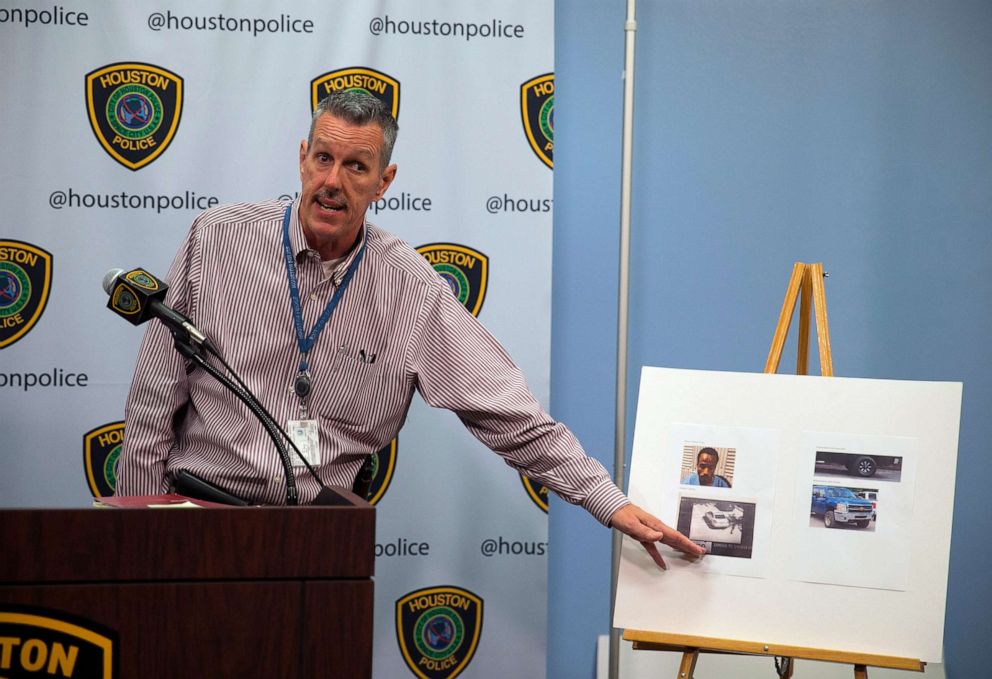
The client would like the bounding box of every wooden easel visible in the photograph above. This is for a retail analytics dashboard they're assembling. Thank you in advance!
[621,630,925,678]
[764,261,832,377]
[622,263,925,678]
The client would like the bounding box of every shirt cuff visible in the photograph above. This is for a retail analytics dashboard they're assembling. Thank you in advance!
[580,479,631,527]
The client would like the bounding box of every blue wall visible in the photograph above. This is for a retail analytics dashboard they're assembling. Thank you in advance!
[550,1,626,677]
[550,1,992,677]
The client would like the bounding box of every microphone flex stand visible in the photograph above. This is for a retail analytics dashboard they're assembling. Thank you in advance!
[170,330,299,506]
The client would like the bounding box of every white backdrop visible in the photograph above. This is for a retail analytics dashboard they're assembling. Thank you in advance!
[0,2,554,676]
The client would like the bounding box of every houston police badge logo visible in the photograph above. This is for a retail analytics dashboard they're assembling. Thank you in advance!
[84,422,125,498]
[416,243,488,317]
[86,62,184,171]
[0,604,118,678]
[310,67,400,119]
[521,72,554,169]
[520,474,549,513]
[106,268,161,320]
[366,438,398,505]
[396,586,483,679]
[0,240,52,350]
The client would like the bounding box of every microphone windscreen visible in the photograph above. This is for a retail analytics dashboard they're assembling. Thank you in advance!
[101,268,125,295]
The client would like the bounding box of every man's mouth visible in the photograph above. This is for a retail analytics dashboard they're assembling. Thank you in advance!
[315,194,345,213]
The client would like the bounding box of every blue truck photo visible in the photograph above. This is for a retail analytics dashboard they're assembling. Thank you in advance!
[810,485,874,528]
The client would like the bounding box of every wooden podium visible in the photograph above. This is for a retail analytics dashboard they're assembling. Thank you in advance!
[0,493,374,678]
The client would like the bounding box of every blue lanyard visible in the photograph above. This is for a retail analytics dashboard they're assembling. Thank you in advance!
[282,204,365,374]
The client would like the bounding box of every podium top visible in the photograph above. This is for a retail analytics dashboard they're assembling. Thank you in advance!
[1,498,374,584]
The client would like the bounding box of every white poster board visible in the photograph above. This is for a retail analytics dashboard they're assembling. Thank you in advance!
[613,367,962,662]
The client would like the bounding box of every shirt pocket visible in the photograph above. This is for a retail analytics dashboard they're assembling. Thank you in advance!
[312,344,408,432]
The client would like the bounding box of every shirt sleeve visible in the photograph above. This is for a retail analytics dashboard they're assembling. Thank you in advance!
[115,221,200,496]
[408,284,629,526]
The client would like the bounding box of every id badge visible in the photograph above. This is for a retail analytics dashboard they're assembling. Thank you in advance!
[287,419,320,467]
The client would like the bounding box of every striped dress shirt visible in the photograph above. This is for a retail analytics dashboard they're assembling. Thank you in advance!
[117,199,628,525]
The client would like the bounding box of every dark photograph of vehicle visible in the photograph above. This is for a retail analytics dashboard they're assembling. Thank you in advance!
[809,484,877,531]
[676,496,756,558]
[814,450,902,481]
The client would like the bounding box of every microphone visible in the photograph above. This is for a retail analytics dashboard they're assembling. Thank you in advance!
[102,266,345,506]
[102,267,212,348]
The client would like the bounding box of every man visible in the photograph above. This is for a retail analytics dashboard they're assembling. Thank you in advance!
[682,447,730,487]
[117,91,703,568]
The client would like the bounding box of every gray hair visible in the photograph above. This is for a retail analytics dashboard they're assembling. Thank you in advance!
[308,90,399,168]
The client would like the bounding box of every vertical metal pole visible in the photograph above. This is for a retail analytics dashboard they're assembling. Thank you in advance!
[610,1,637,677]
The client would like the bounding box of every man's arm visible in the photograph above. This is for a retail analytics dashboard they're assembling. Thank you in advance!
[408,284,628,523]
[411,290,705,568]
[116,224,199,496]
[407,284,705,565]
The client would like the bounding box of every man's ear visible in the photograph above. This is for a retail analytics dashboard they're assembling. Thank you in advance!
[299,139,308,179]
[375,164,398,199]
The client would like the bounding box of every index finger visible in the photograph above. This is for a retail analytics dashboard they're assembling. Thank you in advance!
[640,541,667,570]
[661,529,706,556]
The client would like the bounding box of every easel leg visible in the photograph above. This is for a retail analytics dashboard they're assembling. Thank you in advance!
[854,664,869,679]
[775,656,795,678]
[676,650,699,678]
[809,262,833,376]
[764,262,805,374]
[797,268,812,375]
[765,262,834,377]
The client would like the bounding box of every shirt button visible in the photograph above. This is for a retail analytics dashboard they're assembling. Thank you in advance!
[310,293,319,301]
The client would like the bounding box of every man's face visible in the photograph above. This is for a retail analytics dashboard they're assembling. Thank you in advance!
[298,114,396,260]
[696,452,718,486]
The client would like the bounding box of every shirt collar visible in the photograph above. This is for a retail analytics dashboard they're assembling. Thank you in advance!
[289,197,368,284]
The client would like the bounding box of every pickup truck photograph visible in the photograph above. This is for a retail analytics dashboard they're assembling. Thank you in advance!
[810,485,876,529]
[815,451,903,480]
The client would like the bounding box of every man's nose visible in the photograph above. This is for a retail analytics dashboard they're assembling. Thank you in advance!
[322,163,343,189]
